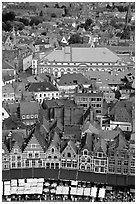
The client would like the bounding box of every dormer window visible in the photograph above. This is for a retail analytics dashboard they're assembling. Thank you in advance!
[98,152,103,158]
[14,149,18,154]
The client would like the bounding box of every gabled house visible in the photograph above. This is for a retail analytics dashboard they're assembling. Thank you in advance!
[108,132,130,175]
[10,141,23,169]
[79,134,94,171]
[2,84,15,104]
[2,142,10,170]
[61,140,79,169]
[45,132,61,169]
[22,125,48,168]
[93,138,108,173]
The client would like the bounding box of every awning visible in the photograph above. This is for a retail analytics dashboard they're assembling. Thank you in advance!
[2,170,10,181]
[34,168,45,178]
[92,173,107,184]
[84,187,91,196]
[77,171,93,182]
[10,169,22,179]
[62,186,69,195]
[77,187,84,196]
[90,187,97,197]
[56,186,63,195]
[128,176,135,187]
[45,169,59,180]
[59,169,77,181]
[70,187,77,195]
[116,175,127,186]
[22,168,33,178]
[98,188,106,198]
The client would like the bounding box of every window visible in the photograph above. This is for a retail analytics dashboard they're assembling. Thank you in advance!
[2,112,4,116]
[131,160,135,166]
[48,156,51,159]
[81,157,85,163]
[31,144,36,148]
[95,160,99,165]
[17,162,21,168]
[120,152,125,158]
[87,164,91,171]
[51,148,55,153]
[83,150,88,156]
[130,168,135,174]
[111,152,114,157]
[108,167,115,172]
[26,160,29,167]
[109,159,115,165]
[14,149,18,154]
[51,163,54,169]
[94,167,99,172]
[87,157,91,163]
[96,104,101,107]
[96,110,101,113]
[54,156,57,159]
[17,156,21,161]
[22,115,25,119]
[80,164,85,170]
[28,153,33,158]
[100,167,105,173]
[123,168,128,174]
[67,152,71,158]
[31,115,34,119]
[98,152,103,158]
[39,160,42,167]
[55,163,59,169]
[101,160,105,166]
[40,94,42,97]
[12,156,16,161]
[35,152,39,158]
[67,161,71,168]
[72,160,77,168]
[124,160,128,166]
[35,114,38,118]
[12,162,16,168]
[117,167,121,173]
[61,160,66,168]
[117,160,122,165]
[26,115,30,119]
[46,163,50,169]
[97,98,102,101]
[32,160,35,167]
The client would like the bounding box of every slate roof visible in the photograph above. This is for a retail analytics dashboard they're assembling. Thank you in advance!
[99,129,120,141]
[20,101,40,115]
[109,132,128,150]
[44,47,120,62]
[64,124,81,141]
[2,60,15,70]
[68,140,78,154]
[83,121,100,135]
[28,81,59,92]
[58,73,90,86]
[2,84,14,93]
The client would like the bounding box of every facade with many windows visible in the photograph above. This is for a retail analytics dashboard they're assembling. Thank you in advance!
[74,92,103,113]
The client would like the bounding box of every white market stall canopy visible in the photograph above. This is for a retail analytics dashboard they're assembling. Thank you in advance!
[62,186,69,195]
[71,180,78,186]
[4,183,11,196]
[98,188,106,198]
[90,187,97,197]
[56,186,63,195]
[84,187,91,196]
[70,187,77,195]
[77,187,84,196]
[11,186,18,195]
[11,179,17,187]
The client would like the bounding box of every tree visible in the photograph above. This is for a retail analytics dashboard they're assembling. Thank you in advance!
[2,11,16,23]
[68,33,82,44]
[19,18,29,26]
[29,17,42,26]
[115,90,121,100]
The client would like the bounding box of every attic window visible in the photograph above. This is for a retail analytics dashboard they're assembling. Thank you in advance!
[31,144,36,148]
[51,148,55,153]
[14,149,18,154]
[46,88,49,90]
[83,150,88,156]
[98,152,103,158]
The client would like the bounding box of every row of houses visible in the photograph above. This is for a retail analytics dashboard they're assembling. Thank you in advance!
[2,122,135,177]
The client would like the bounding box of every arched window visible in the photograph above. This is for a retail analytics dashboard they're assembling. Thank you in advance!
[86,164,91,171]
[51,148,55,153]
[83,150,88,156]
[80,164,85,170]
[87,157,91,163]
[81,156,85,163]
